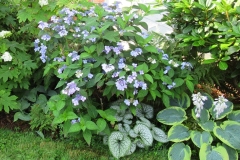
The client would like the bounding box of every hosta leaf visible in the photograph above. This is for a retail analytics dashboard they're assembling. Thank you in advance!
[198,120,216,132]
[168,124,190,142]
[222,143,238,160]
[192,108,210,123]
[152,127,169,143]
[199,143,229,160]
[134,124,153,146]
[157,107,187,125]
[213,121,240,150]
[108,131,131,159]
[190,131,213,148]
[227,110,240,123]
[168,143,191,160]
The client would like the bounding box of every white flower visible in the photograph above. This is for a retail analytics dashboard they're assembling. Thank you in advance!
[102,64,115,73]
[75,70,83,78]
[0,30,11,38]
[1,52,12,62]
[39,0,48,6]
[213,95,228,118]
[192,92,207,118]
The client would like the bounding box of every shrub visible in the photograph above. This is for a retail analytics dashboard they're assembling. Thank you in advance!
[34,1,194,157]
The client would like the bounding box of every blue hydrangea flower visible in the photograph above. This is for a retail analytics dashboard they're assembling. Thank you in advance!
[71,118,80,124]
[68,51,79,61]
[89,38,96,42]
[162,54,169,60]
[72,94,86,106]
[59,30,68,37]
[50,16,59,23]
[113,47,121,55]
[167,82,176,89]
[104,46,111,54]
[102,64,115,73]
[132,63,137,68]
[38,21,49,30]
[112,71,120,78]
[41,34,51,41]
[118,58,125,69]
[62,81,80,96]
[130,48,142,57]
[139,70,144,75]
[133,100,139,106]
[115,77,127,91]
[181,62,193,70]
[63,16,74,25]
[54,56,65,62]
[82,30,89,39]
[164,66,171,74]
[75,27,80,32]
[133,89,138,95]
[58,65,67,74]
[124,99,131,106]
[88,73,93,79]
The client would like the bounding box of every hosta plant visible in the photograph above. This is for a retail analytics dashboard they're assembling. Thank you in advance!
[157,92,240,160]
[106,100,168,159]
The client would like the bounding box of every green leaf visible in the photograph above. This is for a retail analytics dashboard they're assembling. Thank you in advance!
[157,107,187,125]
[137,90,148,98]
[168,143,191,160]
[168,124,190,142]
[227,110,240,123]
[222,143,239,160]
[96,118,106,132]
[86,121,98,130]
[144,74,153,83]
[108,131,131,159]
[198,120,216,132]
[0,90,19,113]
[202,58,216,64]
[228,46,238,55]
[190,131,213,148]
[186,80,194,93]
[218,61,228,70]
[68,123,82,133]
[97,42,104,55]
[169,92,191,109]
[83,129,92,146]
[213,121,240,150]
[151,127,169,143]
[199,143,229,160]
[134,124,153,146]
[14,112,31,122]
[173,78,184,87]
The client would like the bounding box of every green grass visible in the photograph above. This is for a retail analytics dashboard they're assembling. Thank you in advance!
[0,129,168,160]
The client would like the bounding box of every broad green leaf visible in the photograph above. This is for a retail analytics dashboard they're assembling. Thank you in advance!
[86,121,98,130]
[151,127,169,143]
[108,131,131,159]
[218,61,228,70]
[190,131,213,148]
[173,78,184,87]
[213,121,240,150]
[227,110,240,123]
[222,143,239,160]
[96,118,107,132]
[14,112,31,122]
[198,120,216,132]
[169,92,191,109]
[157,107,187,125]
[168,124,190,142]
[134,124,153,146]
[168,143,191,160]
[68,123,82,133]
[192,108,210,123]
[186,80,194,93]
[83,129,92,146]
[199,143,229,160]
[144,74,153,83]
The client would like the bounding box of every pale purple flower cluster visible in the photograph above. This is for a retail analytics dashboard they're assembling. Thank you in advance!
[115,77,127,91]
[181,62,193,70]
[58,65,67,74]
[34,41,48,63]
[102,64,115,73]
[71,118,81,124]
[124,99,139,106]
[68,51,79,62]
[118,58,125,69]
[38,21,49,30]
[72,94,86,106]
[54,56,65,62]
[130,48,142,57]
[164,66,171,74]
[167,82,176,89]
[41,34,51,41]
[104,43,123,55]
[62,81,80,96]
[133,80,147,90]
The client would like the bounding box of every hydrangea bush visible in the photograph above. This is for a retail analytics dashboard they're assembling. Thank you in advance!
[34,2,195,154]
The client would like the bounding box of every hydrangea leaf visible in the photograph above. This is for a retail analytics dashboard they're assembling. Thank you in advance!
[108,131,131,159]
[157,107,187,125]
[213,121,240,150]
[168,143,191,160]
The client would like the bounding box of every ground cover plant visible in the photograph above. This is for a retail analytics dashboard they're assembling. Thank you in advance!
[0,0,240,159]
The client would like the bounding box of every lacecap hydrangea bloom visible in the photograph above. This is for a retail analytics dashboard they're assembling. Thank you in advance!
[39,0,48,7]
[192,92,208,118]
